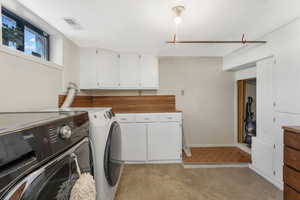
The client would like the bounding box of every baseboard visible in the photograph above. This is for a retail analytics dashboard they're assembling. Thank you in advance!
[124,161,147,164]
[147,160,182,164]
[124,160,182,164]
[236,143,252,154]
[188,144,236,148]
[183,163,249,168]
[249,164,283,190]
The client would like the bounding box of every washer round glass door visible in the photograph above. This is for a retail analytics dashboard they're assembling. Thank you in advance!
[2,139,92,200]
[104,121,122,186]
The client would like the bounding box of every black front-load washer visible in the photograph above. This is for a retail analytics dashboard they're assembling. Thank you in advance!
[0,111,93,200]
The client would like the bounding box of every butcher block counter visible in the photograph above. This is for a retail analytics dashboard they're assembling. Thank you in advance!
[58,95,180,114]
[283,126,300,200]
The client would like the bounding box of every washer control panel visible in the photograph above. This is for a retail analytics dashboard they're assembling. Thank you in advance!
[59,125,72,139]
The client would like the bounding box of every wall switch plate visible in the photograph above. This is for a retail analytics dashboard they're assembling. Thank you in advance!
[181,90,185,96]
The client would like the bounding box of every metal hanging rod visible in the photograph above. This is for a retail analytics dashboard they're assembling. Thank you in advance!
[166,40,267,44]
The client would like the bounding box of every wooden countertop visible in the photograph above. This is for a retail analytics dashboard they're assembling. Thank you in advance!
[283,126,300,134]
[58,95,181,114]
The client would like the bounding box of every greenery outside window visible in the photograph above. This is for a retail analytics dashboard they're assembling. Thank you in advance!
[1,7,50,61]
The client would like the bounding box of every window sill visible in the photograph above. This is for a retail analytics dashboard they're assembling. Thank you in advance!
[0,44,64,71]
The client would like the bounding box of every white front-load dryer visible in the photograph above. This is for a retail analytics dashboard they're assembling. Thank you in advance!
[89,108,123,200]
[45,107,123,200]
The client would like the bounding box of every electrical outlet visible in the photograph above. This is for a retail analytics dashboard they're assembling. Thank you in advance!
[181,90,185,96]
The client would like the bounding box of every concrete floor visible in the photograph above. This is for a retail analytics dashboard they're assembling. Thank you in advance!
[115,164,282,200]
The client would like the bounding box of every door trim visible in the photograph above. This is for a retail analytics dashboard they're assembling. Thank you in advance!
[237,80,246,143]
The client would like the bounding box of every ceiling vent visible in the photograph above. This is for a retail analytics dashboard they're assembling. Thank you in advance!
[63,18,83,30]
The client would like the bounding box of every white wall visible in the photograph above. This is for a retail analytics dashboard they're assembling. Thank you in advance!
[62,38,80,92]
[0,48,62,111]
[158,57,235,146]
[224,18,300,114]
[0,0,81,111]
[0,39,80,112]
[234,67,257,81]
[84,57,235,146]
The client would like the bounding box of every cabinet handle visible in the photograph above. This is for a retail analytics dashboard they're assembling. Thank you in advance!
[144,118,150,120]
[167,117,173,119]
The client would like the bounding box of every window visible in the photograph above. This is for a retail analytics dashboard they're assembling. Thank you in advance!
[1,7,50,60]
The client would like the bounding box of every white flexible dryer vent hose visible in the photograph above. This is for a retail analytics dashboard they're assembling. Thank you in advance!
[61,82,79,108]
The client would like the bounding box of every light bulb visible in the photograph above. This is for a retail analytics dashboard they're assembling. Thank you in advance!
[174,16,182,25]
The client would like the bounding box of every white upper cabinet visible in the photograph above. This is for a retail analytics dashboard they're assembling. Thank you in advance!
[79,48,159,90]
[140,55,159,89]
[80,48,98,89]
[96,49,120,88]
[119,54,140,88]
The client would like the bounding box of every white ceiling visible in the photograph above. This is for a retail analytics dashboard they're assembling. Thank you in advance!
[16,0,300,56]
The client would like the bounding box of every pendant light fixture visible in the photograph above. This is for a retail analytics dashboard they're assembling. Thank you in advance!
[172,5,185,42]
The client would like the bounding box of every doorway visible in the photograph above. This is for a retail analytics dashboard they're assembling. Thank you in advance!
[237,78,257,148]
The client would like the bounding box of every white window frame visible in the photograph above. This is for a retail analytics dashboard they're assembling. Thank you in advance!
[0,0,64,70]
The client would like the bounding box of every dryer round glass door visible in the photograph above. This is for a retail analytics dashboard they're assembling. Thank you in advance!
[104,121,122,186]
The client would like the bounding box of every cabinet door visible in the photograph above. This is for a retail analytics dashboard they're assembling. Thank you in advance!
[252,138,274,178]
[119,54,140,88]
[273,54,300,114]
[257,58,275,141]
[80,48,98,89]
[148,123,182,161]
[140,55,159,89]
[96,50,120,88]
[120,123,147,161]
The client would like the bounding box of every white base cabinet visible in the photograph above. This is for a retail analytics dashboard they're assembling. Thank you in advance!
[148,123,182,161]
[116,113,182,163]
[120,123,147,161]
[251,138,274,179]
